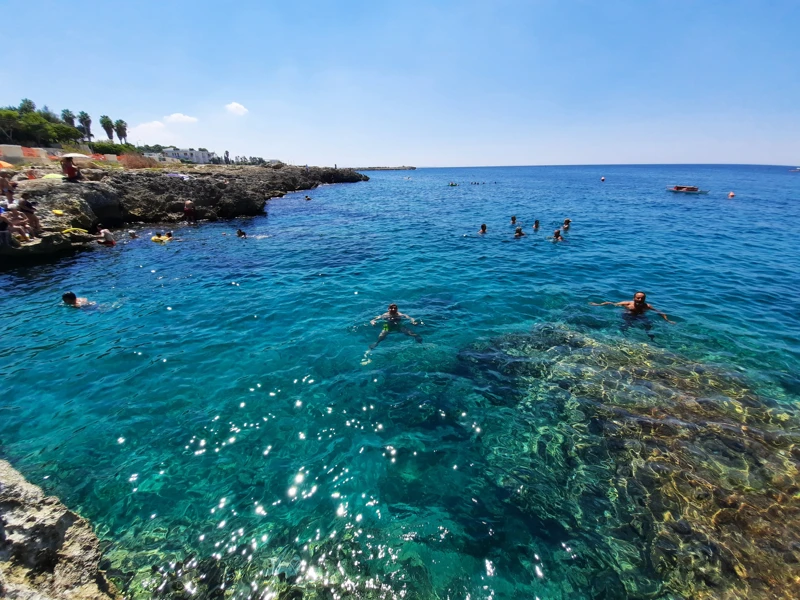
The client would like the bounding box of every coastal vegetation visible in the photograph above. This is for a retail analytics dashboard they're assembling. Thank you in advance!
[0,98,128,147]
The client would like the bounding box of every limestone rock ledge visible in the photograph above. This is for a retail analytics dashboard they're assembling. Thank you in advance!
[0,460,118,600]
[1,165,368,265]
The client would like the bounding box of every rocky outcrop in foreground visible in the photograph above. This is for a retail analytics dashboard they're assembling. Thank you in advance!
[1,164,367,264]
[0,460,118,600]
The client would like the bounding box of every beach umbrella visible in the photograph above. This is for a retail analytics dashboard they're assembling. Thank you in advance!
[61,153,91,159]
[0,160,14,169]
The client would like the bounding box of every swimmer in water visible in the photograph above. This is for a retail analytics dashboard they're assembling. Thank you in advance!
[237,228,247,238]
[590,291,674,340]
[514,226,525,238]
[305,195,312,201]
[510,216,517,225]
[563,218,571,230]
[533,220,539,230]
[369,303,422,349]
[478,223,487,234]
[552,229,566,242]
[62,291,91,307]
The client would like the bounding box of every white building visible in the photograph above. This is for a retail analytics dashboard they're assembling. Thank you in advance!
[161,148,216,164]
[143,152,181,164]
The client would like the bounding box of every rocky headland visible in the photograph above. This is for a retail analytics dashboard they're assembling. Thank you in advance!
[1,164,368,265]
[0,460,119,600]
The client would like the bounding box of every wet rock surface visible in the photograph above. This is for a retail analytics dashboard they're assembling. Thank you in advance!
[0,460,119,600]
[459,323,800,600]
[1,165,367,266]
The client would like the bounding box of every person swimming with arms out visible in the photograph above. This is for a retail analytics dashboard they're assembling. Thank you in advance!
[478,224,487,234]
[590,291,674,340]
[514,226,525,238]
[62,291,92,308]
[369,304,422,349]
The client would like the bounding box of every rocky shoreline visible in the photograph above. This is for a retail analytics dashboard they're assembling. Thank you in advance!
[0,460,119,600]
[1,164,368,265]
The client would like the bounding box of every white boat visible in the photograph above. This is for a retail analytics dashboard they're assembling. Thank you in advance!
[666,185,709,195]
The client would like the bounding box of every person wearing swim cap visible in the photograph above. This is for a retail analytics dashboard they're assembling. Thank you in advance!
[369,304,422,349]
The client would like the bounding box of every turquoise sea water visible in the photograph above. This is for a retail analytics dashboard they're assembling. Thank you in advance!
[1,165,799,599]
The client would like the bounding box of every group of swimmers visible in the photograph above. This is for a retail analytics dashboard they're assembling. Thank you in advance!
[478,216,571,241]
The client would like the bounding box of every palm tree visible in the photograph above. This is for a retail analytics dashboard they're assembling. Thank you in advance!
[61,109,76,127]
[77,111,93,141]
[18,98,35,114]
[99,115,114,140]
[113,119,128,144]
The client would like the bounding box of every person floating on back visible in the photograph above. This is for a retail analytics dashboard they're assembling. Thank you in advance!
[478,224,487,234]
[369,303,422,349]
[590,291,674,340]
[62,292,91,307]
[514,226,525,238]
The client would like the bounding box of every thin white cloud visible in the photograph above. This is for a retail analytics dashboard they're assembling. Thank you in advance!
[128,120,180,145]
[225,102,249,116]
[164,113,198,124]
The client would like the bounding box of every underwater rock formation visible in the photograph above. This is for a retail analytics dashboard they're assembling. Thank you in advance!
[459,323,800,600]
[0,460,119,600]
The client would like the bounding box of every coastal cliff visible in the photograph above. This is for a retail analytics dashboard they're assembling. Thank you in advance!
[0,460,119,600]
[1,165,368,265]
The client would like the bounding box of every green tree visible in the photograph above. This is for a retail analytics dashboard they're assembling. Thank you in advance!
[113,119,128,143]
[49,123,84,144]
[18,98,36,114]
[61,109,76,127]
[77,111,93,141]
[99,115,114,140]
[38,105,61,123]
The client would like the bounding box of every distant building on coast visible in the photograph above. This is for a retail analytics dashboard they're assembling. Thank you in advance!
[161,147,217,164]
[143,152,181,164]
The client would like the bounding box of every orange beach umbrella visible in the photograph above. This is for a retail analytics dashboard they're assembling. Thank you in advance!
[0,160,14,169]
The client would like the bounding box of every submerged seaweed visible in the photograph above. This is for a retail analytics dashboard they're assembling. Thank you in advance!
[459,323,800,599]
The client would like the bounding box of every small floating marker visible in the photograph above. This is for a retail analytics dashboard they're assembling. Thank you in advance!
[167,307,172,311]
[354,291,358,294]
[601,176,605,182]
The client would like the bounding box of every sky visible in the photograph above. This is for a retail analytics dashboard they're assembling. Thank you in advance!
[2,0,799,167]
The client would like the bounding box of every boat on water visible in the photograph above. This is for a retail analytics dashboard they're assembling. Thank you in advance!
[667,185,709,195]
[790,167,800,172]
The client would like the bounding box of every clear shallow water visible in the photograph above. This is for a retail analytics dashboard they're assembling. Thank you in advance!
[1,165,799,599]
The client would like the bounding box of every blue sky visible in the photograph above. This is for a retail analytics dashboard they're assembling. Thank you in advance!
[3,0,798,166]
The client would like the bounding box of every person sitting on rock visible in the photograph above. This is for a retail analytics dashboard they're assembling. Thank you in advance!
[62,292,91,307]
[5,207,33,241]
[0,213,20,247]
[96,224,116,247]
[17,195,41,236]
[237,228,247,238]
[61,158,83,183]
